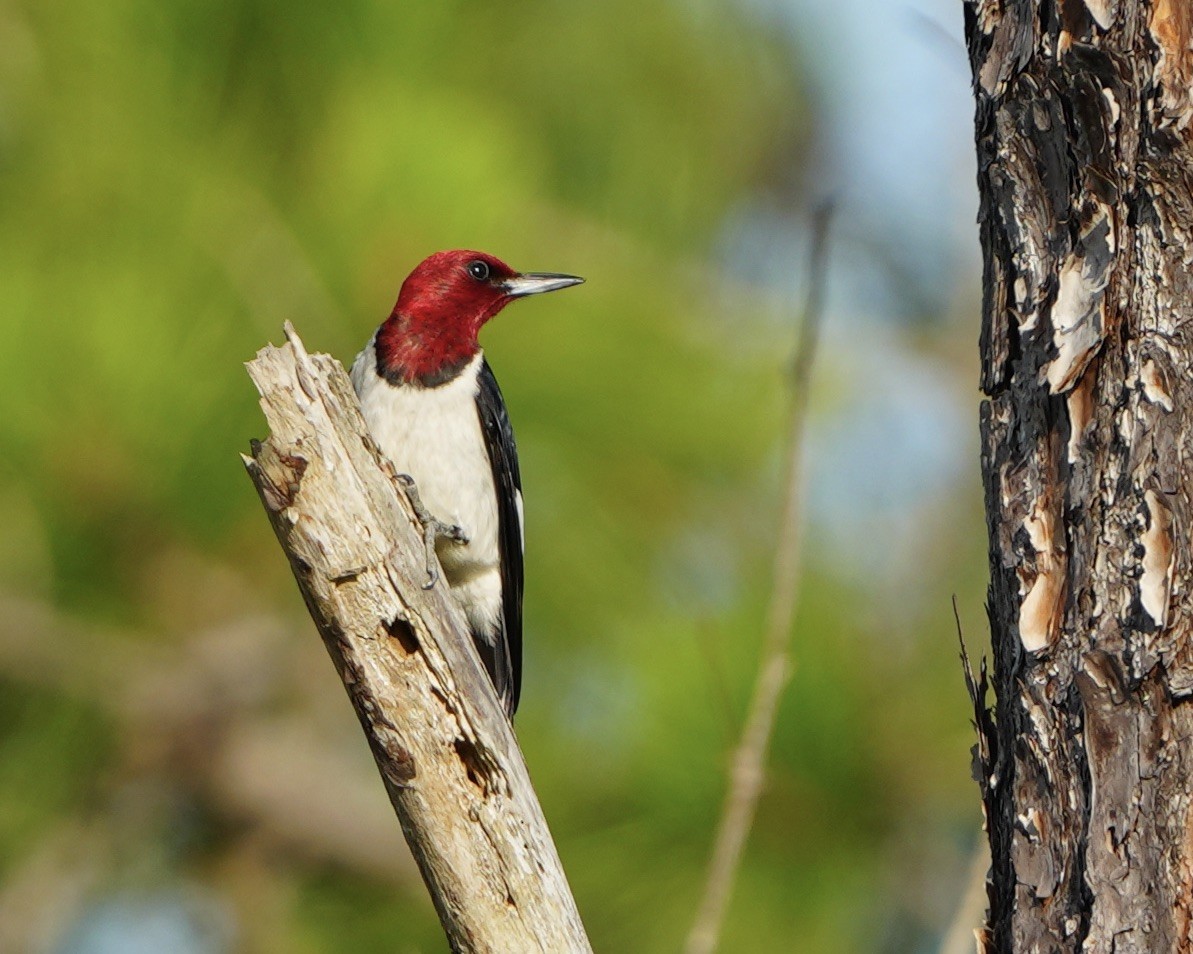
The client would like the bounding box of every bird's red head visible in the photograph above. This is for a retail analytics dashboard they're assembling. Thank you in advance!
[375,249,583,386]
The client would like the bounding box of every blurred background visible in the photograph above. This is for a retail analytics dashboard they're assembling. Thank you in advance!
[0,0,989,951]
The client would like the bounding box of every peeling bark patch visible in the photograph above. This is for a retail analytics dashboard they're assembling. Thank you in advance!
[1083,0,1117,30]
[1013,812,1059,898]
[1078,666,1139,848]
[1102,86,1122,126]
[1019,565,1063,652]
[1017,806,1045,844]
[1018,497,1066,652]
[1141,490,1174,627]
[1140,358,1174,410]
[1045,211,1113,393]
[1179,800,1193,939]
[977,4,1036,95]
[1151,0,1193,129]
[1082,650,1127,704]
[1067,370,1095,462]
[974,0,999,34]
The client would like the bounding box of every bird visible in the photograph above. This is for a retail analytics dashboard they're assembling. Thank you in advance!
[350,249,583,717]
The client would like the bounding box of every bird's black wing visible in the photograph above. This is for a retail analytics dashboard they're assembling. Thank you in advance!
[475,358,524,716]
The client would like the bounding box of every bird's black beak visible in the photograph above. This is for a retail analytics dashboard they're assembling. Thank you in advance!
[502,272,585,297]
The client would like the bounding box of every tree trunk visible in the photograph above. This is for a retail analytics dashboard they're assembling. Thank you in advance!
[242,325,592,954]
[967,1,1193,950]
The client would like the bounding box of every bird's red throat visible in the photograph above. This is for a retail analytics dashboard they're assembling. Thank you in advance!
[375,296,511,387]
[373,249,520,387]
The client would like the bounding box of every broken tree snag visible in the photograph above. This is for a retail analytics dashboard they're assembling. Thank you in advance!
[242,324,592,954]
[967,0,1193,951]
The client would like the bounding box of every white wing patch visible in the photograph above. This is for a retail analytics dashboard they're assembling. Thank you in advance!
[515,490,524,552]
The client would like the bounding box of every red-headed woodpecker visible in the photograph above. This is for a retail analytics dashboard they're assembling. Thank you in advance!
[351,249,584,717]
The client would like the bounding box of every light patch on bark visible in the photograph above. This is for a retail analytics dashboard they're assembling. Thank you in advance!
[1081,651,1125,702]
[1151,0,1193,129]
[1012,696,1064,899]
[1013,277,1041,333]
[1178,800,1193,937]
[1118,402,1139,447]
[1017,806,1044,843]
[974,0,1000,35]
[1045,211,1114,394]
[1103,86,1122,125]
[1084,0,1117,30]
[1018,499,1064,652]
[978,7,1031,95]
[1141,489,1175,627]
[1140,358,1175,411]
[1067,372,1095,462]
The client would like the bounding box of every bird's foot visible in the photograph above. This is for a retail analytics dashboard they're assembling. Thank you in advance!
[395,474,470,589]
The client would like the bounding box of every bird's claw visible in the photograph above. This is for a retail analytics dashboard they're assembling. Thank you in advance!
[420,544,440,590]
[395,474,468,589]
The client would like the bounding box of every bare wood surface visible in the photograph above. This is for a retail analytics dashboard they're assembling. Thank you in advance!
[242,324,591,954]
[967,1,1193,950]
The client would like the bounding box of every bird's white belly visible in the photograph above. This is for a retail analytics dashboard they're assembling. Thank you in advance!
[353,349,499,572]
[351,347,503,634]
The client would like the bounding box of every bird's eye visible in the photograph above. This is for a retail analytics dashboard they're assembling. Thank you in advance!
[467,260,491,281]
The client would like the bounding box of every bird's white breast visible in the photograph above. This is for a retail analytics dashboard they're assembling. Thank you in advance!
[351,343,504,633]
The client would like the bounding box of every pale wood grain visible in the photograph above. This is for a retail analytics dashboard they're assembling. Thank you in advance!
[243,324,591,954]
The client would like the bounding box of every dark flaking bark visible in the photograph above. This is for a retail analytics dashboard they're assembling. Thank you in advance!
[967,0,1193,950]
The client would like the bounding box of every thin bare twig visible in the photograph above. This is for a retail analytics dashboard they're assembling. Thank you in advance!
[943,596,990,954]
[684,205,833,954]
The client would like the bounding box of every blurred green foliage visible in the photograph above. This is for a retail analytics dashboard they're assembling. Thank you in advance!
[0,0,986,951]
